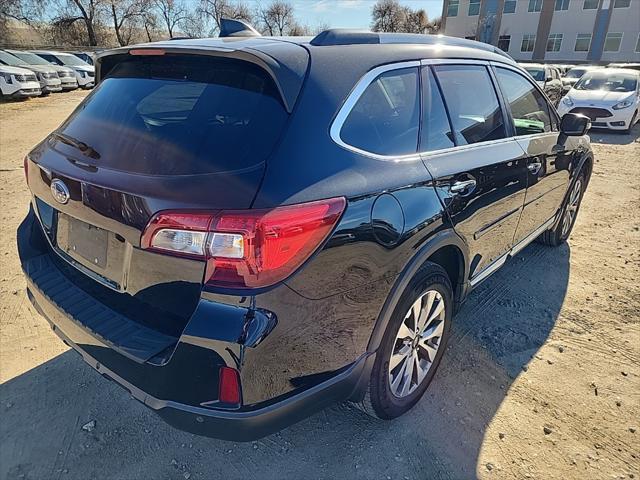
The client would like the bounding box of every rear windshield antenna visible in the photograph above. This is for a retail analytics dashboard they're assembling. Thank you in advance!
[219,18,261,38]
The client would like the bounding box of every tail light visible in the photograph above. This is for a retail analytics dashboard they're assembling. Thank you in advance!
[218,366,241,405]
[141,197,346,289]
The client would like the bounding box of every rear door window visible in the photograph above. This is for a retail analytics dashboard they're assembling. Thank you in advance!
[57,55,288,175]
[495,67,552,135]
[420,67,455,151]
[340,67,420,156]
[433,65,507,145]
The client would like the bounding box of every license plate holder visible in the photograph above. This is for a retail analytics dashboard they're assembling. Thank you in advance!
[63,216,108,268]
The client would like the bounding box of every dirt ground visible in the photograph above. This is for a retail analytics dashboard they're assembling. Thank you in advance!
[0,91,638,480]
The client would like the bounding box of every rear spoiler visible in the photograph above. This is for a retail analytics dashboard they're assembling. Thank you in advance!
[94,42,309,113]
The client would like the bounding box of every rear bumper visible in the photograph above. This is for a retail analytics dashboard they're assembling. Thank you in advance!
[27,287,371,440]
[18,207,373,440]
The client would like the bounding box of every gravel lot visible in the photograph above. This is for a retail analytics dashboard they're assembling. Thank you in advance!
[1,91,639,480]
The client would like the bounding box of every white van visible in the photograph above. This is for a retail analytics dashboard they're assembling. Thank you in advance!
[0,50,61,94]
[31,50,94,89]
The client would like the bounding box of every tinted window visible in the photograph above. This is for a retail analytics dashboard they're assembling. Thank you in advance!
[58,55,288,175]
[420,67,455,151]
[341,67,419,156]
[496,68,552,135]
[38,54,61,65]
[434,65,506,145]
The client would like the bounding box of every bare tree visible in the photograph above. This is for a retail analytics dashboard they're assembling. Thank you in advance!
[371,0,405,33]
[402,7,428,34]
[108,0,147,46]
[371,0,433,34]
[256,0,296,36]
[56,0,105,46]
[154,0,190,38]
[142,10,159,41]
[180,6,209,38]
[0,0,46,26]
[200,0,252,35]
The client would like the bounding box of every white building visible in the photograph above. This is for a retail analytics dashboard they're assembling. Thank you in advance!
[441,0,640,63]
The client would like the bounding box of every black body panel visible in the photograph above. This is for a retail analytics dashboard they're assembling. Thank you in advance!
[17,34,592,440]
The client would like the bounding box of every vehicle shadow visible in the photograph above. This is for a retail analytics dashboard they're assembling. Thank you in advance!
[588,122,640,145]
[0,241,569,480]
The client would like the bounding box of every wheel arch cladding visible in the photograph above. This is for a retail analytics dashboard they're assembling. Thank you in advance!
[366,230,469,354]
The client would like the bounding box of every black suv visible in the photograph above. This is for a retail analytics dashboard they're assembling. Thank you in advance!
[18,24,593,441]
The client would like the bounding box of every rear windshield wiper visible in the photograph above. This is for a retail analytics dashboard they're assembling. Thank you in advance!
[52,132,101,161]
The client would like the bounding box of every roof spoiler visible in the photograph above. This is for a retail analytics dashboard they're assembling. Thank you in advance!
[219,18,261,38]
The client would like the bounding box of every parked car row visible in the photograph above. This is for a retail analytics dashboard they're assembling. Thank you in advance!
[0,49,95,99]
[519,61,639,133]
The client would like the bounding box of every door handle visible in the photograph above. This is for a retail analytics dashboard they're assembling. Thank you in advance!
[528,161,542,174]
[450,179,476,195]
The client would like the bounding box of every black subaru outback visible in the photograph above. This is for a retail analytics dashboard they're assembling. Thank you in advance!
[18,22,593,441]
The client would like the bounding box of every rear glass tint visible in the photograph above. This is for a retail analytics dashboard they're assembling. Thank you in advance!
[57,55,288,175]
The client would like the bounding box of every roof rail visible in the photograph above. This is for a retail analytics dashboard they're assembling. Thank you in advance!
[310,29,512,60]
[219,18,261,38]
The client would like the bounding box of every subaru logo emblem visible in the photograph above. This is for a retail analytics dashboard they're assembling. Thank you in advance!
[51,179,70,205]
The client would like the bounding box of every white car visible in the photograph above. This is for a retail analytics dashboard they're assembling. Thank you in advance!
[30,50,94,89]
[561,65,603,93]
[558,69,640,134]
[0,50,61,95]
[9,50,78,91]
[0,64,41,99]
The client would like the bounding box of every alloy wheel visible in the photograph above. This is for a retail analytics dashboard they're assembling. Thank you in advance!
[388,290,446,398]
[561,179,582,237]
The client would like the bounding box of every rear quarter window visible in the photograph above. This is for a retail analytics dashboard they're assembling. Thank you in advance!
[56,55,288,175]
[340,67,420,156]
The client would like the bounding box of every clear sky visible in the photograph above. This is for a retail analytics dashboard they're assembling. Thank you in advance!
[248,1,445,30]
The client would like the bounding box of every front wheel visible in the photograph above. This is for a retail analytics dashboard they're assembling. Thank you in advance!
[358,262,453,419]
[625,111,637,134]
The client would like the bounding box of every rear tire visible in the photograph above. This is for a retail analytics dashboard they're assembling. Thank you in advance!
[358,262,453,419]
[538,172,586,246]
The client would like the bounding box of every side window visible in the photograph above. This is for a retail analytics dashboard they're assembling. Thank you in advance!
[420,67,455,151]
[41,54,61,66]
[495,67,552,135]
[433,65,507,146]
[341,67,420,156]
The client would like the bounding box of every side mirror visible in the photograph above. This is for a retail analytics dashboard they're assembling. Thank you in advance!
[561,113,590,136]
[545,75,553,82]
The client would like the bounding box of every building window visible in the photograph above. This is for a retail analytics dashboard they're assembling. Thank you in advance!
[504,0,517,13]
[555,0,570,10]
[604,32,623,51]
[583,0,599,8]
[498,35,511,51]
[447,0,460,16]
[469,0,481,16]
[528,0,543,12]
[546,33,563,52]
[636,33,640,53]
[521,34,536,52]
[613,0,631,7]
[574,33,592,51]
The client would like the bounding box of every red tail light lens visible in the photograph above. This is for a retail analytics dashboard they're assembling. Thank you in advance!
[141,197,346,289]
[218,366,241,405]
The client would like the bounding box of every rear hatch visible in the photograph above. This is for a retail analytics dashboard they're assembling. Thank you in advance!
[26,50,301,355]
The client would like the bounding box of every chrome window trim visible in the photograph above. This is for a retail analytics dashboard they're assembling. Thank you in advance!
[330,58,520,162]
[490,61,562,133]
[329,60,422,162]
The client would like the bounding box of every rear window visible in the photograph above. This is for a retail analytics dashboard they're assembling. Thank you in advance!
[57,55,288,175]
